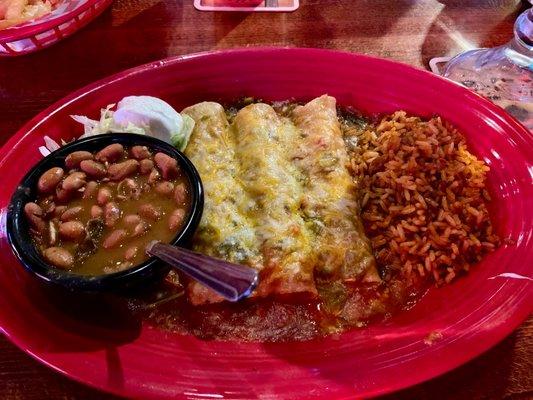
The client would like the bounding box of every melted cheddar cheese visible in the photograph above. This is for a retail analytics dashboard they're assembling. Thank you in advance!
[292,95,379,283]
[233,104,317,297]
[182,97,378,305]
[182,102,262,304]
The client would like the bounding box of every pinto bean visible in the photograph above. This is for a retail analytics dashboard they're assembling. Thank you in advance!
[104,202,121,227]
[91,205,103,218]
[65,151,93,169]
[130,146,152,160]
[154,152,179,179]
[24,202,46,232]
[132,221,149,237]
[60,206,83,222]
[123,214,141,227]
[43,247,73,269]
[95,143,124,163]
[62,172,86,191]
[80,160,107,178]
[168,209,186,231]
[97,187,112,205]
[174,183,187,205]
[38,167,64,193]
[108,159,139,181]
[148,168,160,184]
[102,229,128,249]
[59,221,86,241]
[139,159,154,174]
[155,181,174,196]
[24,202,43,218]
[83,181,98,199]
[139,204,161,221]
[124,246,138,261]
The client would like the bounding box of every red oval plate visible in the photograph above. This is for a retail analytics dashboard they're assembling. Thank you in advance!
[0,48,532,399]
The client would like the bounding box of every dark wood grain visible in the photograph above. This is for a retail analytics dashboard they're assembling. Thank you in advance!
[0,0,531,399]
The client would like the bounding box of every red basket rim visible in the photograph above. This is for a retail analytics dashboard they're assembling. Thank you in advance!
[0,0,108,42]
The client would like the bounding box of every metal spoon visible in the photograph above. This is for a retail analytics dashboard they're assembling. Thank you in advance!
[146,241,259,302]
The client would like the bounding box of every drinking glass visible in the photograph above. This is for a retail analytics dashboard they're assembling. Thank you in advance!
[435,7,532,130]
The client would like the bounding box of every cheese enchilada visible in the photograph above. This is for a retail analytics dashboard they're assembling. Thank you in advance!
[181,97,378,304]
[291,95,379,283]
[182,102,262,304]
[233,103,317,297]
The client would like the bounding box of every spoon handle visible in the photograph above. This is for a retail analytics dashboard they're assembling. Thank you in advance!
[146,242,259,302]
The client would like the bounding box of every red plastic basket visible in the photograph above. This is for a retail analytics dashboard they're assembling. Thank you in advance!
[0,0,113,56]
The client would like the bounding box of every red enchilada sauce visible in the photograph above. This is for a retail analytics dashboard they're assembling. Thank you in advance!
[139,272,426,342]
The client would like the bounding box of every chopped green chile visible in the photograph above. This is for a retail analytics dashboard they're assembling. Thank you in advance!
[28,145,192,275]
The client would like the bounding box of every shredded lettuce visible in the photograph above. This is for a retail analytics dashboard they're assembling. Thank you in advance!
[71,96,195,151]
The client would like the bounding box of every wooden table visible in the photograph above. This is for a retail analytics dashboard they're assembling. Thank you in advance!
[0,0,531,398]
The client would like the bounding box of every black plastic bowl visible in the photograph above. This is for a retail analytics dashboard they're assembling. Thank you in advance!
[6,133,204,292]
